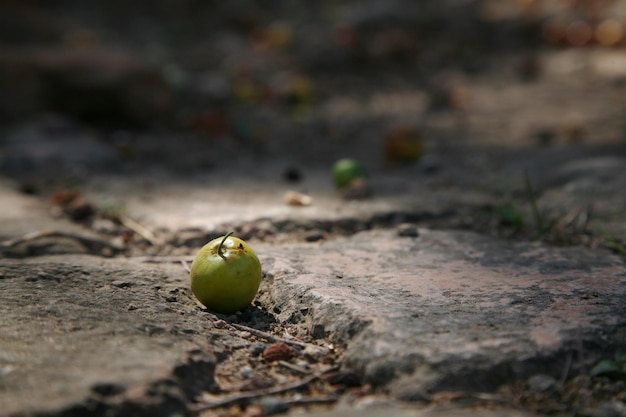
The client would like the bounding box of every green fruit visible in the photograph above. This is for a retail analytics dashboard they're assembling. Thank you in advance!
[332,158,367,188]
[190,233,262,314]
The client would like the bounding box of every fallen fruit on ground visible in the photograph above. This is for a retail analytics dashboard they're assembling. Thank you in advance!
[190,233,262,314]
[384,126,423,164]
[332,158,367,188]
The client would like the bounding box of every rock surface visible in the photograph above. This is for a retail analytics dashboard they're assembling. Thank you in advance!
[1,143,626,416]
[0,256,217,416]
[1,207,625,416]
[260,229,626,395]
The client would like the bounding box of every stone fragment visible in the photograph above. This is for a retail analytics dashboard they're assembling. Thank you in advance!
[304,229,326,242]
[240,376,276,392]
[285,190,313,206]
[258,396,291,415]
[249,342,267,357]
[262,342,295,362]
[527,374,557,393]
[396,223,419,237]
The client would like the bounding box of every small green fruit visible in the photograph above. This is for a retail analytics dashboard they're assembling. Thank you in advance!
[190,233,262,314]
[332,158,367,188]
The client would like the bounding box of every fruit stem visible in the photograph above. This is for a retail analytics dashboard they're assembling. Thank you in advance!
[218,232,233,257]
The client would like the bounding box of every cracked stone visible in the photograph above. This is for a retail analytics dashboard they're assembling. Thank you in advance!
[258,228,626,396]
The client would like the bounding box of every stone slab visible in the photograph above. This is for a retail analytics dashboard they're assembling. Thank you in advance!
[3,228,624,416]
[0,256,218,417]
[258,228,626,397]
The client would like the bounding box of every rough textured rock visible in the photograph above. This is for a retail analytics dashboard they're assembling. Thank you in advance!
[0,256,217,416]
[259,228,626,396]
[1,142,625,416]
[5,226,624,416]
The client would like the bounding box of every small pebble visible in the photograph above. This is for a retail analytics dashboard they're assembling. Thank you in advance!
[283,167,303,183]
[262,342,295,362]
[302,344,330,360]
[284,190,313,206]
[258,396,290,415]
[527,374,557,393]
[304,229,325,242]
[240,376,275,391]
[240,365,253,379]
[396,223,419,237]
[295,360,311,371]
[249,342,267,357]
[91,218,118,234]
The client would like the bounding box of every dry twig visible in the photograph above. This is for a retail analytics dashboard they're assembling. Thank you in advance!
[191,366,337,412]
[1,230,124,251]
[118,214,161,246]
[230,323,309,349]
[278,360,312,375]
[180,259,191,273]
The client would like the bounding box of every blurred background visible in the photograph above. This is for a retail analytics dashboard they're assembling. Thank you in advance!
[0,0,625,183]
